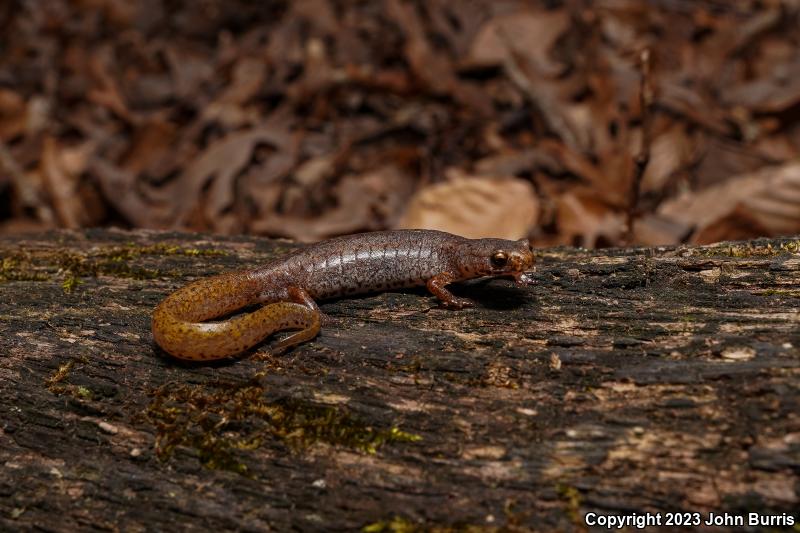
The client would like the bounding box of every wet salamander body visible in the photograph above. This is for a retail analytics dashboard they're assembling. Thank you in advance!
[152,229,535,361]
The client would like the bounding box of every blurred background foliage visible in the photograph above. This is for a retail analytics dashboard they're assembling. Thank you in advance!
[0,0,799,245]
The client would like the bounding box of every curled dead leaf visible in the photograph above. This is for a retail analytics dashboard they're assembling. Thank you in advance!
[121,117,178,176]
[658,162,800,244]
[87,46,132,122]
[91,158,173,228]
[556,191,625,248]
[467,10,570,77]
[385,0,491,115]
[640,124,694,194]
[39,136,99,228]
[0,89,26,141]
[252,165,414,242]
[167,112,295,230]
[203,56,268,128]
[397,170,538,240]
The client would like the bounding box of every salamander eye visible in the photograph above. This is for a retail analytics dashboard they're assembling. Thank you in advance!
[490,251,508,267]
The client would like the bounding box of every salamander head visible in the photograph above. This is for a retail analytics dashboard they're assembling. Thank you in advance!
[454,238,535,284]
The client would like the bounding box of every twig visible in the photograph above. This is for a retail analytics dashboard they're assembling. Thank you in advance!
[624,48,654,244]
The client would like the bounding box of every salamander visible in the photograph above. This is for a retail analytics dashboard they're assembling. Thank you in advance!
[152,229,535,361]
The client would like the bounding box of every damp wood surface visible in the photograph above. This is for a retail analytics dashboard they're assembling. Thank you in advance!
[0,229,798,532]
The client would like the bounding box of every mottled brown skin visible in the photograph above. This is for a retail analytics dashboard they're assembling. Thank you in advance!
[151,272,320,361]
[152,230,535,361]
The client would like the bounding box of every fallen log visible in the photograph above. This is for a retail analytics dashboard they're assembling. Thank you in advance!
[1,229,798,531]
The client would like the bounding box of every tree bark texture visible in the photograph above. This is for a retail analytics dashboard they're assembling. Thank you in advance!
[1,229,798,531]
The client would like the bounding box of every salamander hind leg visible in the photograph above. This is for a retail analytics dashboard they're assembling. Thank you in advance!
[270,302,321,355]
[288,285,332,326]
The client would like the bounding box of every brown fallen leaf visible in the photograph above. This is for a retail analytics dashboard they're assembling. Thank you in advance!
[474,149,561,178]
[658,80,733,137]
[426,0,485,58]
[0,139,54,226]
[164,44,215,102]
[121,116,178,176]
[631,213,692,246]
[691,206,772,245]
[537,139,620,203]
[90,158,173,228]
[252,165,414,242]
[0,89,26,141]
[467,9,570,77]
[386,0,454,96]
[722,58,800,113]
[87,45,133,123]
[397,170,538,240]
[657,162,800,244]
[168,114,295,229]
[640,123,695,194]
[386,0,491,115]
[3,0,800,248]
[556,191,625,248]
[287,37,338,105]
[502,42,587,153]
[203,56,268,128]
[39,136,99,228]
[691,137,774,189]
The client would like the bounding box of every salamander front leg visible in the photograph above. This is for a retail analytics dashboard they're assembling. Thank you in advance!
[427,273,473,309]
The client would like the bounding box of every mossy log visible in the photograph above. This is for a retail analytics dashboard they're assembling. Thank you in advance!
[1,229,798,531]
